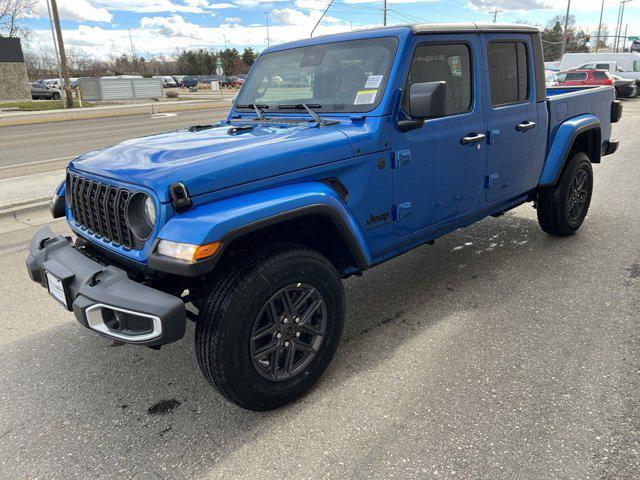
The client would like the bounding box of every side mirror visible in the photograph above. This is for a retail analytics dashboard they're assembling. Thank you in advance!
[398,81,447,132]
[408,81,447,119]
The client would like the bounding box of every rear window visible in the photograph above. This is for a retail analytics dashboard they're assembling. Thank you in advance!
[593,71,608,80]
[562,72,587,81]
[487,41,529,107]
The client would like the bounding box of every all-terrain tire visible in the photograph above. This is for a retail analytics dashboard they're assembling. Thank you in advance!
[195,243,345,411]
[537,152,593,236]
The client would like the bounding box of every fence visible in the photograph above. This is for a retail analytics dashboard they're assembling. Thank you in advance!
[78,78,164,102]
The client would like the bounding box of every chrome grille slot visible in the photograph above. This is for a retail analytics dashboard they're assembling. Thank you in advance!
[69,173,135,249]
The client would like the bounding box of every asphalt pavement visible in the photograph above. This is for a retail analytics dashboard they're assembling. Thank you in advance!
[0,106,230,171]
[0,102,638,479]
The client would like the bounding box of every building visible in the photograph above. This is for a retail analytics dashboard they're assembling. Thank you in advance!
[0,37,31,101]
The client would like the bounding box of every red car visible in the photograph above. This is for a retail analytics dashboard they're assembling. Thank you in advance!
[556,69,614,86]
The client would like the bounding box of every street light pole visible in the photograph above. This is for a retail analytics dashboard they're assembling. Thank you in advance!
[559,0,571,60]
[49,0,73,108]
[265,11,270,47]
[595,0,605,52]
[616,0,633,52]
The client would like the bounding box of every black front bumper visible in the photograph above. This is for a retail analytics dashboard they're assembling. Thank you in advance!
[26,226,186,346]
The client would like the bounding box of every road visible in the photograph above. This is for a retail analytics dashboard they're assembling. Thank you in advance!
[0,102,638,479]
[0,106,231,172]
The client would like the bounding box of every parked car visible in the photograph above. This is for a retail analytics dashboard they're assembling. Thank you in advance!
[556,69,613,86]
[180,76,198,88]
[153,75,178,88]
[30,82,61,100]
[611,75,637,98]
[29,23,622,411]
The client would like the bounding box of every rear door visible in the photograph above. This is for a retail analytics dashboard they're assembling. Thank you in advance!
[482,34,545,202]
[391,35,487,236]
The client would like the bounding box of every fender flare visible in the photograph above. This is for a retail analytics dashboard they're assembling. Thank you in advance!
[538,114,601,187]
[149,182,372,277]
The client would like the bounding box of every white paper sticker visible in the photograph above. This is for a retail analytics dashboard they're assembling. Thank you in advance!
[364,75,383,89]
[354,89,377,105]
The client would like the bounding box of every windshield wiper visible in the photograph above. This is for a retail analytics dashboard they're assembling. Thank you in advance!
[277,103,337,126]
[235,103,269,120]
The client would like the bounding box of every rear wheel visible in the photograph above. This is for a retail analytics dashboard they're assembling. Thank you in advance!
[195,244,345,411]
[537,152,593,236]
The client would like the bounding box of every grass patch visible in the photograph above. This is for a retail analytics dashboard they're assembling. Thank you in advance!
[0,99,92,111]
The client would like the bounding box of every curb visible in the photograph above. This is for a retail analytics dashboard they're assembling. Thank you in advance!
[0,198,49,217]
[0,99,232,127]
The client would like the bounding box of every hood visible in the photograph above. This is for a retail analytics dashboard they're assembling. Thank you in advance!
[69,120,354,202]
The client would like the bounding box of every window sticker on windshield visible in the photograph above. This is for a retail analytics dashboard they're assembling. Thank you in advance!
[354,90,377,105]
[364,75,383,89]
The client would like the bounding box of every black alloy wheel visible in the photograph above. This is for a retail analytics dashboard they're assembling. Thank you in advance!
[250,283,327,381]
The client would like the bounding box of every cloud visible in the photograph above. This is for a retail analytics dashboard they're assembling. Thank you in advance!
[90,0,208,14]
[35,0,112,23]
[271,7,319,25]
[222,16,242,23]
[294,0,330,10]
[140,14,204,38]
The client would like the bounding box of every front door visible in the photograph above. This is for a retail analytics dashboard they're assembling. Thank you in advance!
[392,35,487,236]
[482,34,542,202]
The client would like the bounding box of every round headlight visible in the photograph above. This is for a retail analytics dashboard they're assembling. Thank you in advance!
[126,192,156,241]
[144,195,156,226]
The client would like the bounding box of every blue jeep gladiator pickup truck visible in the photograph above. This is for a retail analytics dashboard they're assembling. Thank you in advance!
[26,23,621,410]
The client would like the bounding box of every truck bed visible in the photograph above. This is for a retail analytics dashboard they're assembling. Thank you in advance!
[546,85,615,153]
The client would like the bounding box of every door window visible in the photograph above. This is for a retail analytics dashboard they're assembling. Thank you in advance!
[487,41,529,106]
[403,43,472,116]
[592,71,608,80]
[561,72,588,81]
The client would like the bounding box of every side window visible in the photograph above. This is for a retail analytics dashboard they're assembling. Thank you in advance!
[633,61,640,72]
[596,63,610,70]
[403,43,472,116]
[582,63,596,70]
[593,71,608,80]
[487,41,529,107]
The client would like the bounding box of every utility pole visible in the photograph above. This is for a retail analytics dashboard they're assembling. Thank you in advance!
[128,28,137,75]
[490,8,502,23]
[49,0,73,108]
[595,0,605,52]
[383,0,387,26]
[559,0,571,60]
[622,23,629,52]
[45,0,65,108]
[265,11,270,47]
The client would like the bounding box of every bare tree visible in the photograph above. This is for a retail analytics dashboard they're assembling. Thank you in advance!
[0,0,37,38]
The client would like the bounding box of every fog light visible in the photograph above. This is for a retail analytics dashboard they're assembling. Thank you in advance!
[157,240,221,262]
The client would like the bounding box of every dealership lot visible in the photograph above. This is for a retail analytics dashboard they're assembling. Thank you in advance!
[0,103,638,479]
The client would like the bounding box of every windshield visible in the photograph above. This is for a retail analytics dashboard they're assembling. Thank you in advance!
[235,37,398,113]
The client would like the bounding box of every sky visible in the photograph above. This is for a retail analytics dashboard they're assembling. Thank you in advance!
[25,0,640,59]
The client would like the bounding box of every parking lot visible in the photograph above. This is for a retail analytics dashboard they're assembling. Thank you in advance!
[0,101,638,479]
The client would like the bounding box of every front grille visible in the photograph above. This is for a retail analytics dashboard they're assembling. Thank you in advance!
[68,173,134,249]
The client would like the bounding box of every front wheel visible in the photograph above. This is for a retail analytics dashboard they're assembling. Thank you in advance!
[195,244,345,411]
[52,92,61,100]
[537,152,593,236]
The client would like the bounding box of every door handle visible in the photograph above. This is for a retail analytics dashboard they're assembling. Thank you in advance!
[516,121,536,132]
[460,133,486,145]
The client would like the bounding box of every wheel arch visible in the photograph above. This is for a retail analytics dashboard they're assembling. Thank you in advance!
[151,183,371,277]
[539,115,601,188]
